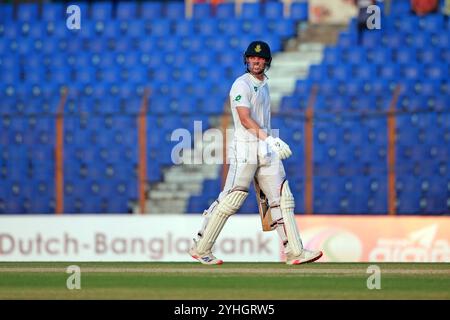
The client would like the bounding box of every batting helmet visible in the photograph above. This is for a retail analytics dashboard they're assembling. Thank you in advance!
[243,41,272,69]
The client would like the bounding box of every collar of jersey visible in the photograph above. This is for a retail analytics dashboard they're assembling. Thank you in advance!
[247,72,267,87]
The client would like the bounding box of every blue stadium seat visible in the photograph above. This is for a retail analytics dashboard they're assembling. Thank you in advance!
[382,33,405,49]
[150,19,171,37]
[206,35,230,52]
[196,19,218,36]
[77,20,96,38]
[23,41,40,57]
[337,32,357,48]
[105,197,129,213]
[175,97,197,115]
[442,47,450,64]
[397,16,418,33]
[397,194,422,215]
[425,63,447,81]
[141,2,163,20]
[343,48,367,64]
[418,14,444,33]
[91,2,112,20]
[368,47,392,65]
[3,21,20,39]
[362,30,382,49]
[401,64,423,81]
[193,3,212,18]
[431,95,449,112]
[323,47,341,65]
[216,3,235,18]
[123,19,146,38]
[309,64,325,82]
[97,20,121,38]
[268,18,295,38]
[353,64,376,81]
[17,3,38,21]
[290,1,308,21]
[408,31,432,48]
[240,2,261,18]
[390,1,410,16]
[294,79,312,96]
[262,34,282,52]
[415,80,439,96]
[394,48,417,64]
[417,47,440,64]
[117,1,137,20]
[317,80,339,96]
[174,19,194,36]
[217,19,242,35]
[329,64,351,81]
[187,195,210,213]
[164,2,185,19]
[242,18,268,36]
[41,3,64,21]
[434,32,450,49]
[264,1,283,19]
[0,4,13,21]
[280,95,305,112]
[378,63,400,80]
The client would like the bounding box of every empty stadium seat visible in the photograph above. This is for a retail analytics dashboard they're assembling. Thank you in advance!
[290,1,308,21]
[1,1,448,216]
[240,2,261,18]
[141,2,163,20]
[116,1,138,21]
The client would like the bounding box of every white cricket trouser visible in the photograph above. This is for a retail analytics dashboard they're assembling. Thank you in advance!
[219,139,286,207]
[197,139,299,254]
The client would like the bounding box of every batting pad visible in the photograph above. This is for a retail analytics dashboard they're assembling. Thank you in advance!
[196,190,248,254]
[280,181,303,256]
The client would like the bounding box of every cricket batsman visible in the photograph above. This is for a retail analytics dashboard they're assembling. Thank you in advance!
[189,41,323,265]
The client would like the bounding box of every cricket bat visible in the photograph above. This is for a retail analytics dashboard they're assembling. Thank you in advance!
[254,179,276,232]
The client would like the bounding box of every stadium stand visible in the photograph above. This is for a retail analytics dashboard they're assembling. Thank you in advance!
[0,0,448,215]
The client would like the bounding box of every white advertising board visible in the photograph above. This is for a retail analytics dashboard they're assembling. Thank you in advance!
[0,215,281,262]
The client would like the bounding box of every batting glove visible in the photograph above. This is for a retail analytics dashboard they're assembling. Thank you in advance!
[265,136,292,160]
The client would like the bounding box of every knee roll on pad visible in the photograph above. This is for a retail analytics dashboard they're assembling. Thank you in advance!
[196,190,248,254]
[280,180,303,256]
[216,190,248,217]
[280,181,295,211]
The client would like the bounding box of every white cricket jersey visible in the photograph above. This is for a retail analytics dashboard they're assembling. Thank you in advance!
[229,72,271,141]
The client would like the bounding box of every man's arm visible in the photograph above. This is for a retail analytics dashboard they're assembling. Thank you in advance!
[236,106,292,160]
[236,107,268,141]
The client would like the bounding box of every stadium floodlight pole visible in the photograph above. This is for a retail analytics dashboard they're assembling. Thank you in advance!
[138,88,150,214]
[221,100,231,189]
[304,85,318,215]
[185,0,193,19]
[387,84,401,216]
[55,87,68,215]
[283,0,293,17]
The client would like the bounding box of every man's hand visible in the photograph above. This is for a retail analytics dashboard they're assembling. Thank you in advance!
[265,136,292,160]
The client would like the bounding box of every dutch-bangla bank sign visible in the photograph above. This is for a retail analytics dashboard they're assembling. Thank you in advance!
[0,215,280,262]
[0,215,449,262]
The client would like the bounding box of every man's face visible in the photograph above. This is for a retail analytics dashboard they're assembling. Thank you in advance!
[246,56,266,75]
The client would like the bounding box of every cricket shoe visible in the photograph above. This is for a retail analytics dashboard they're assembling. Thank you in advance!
[189,239,223,265]
[286,249,323,265]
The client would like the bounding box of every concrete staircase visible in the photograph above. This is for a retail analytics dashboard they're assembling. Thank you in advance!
[267,43,324,111]
[267,23,346,111]
[133,116,223,214]
[139,163,221,214]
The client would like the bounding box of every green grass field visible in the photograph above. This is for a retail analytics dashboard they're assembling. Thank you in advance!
[0,262,449,300]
